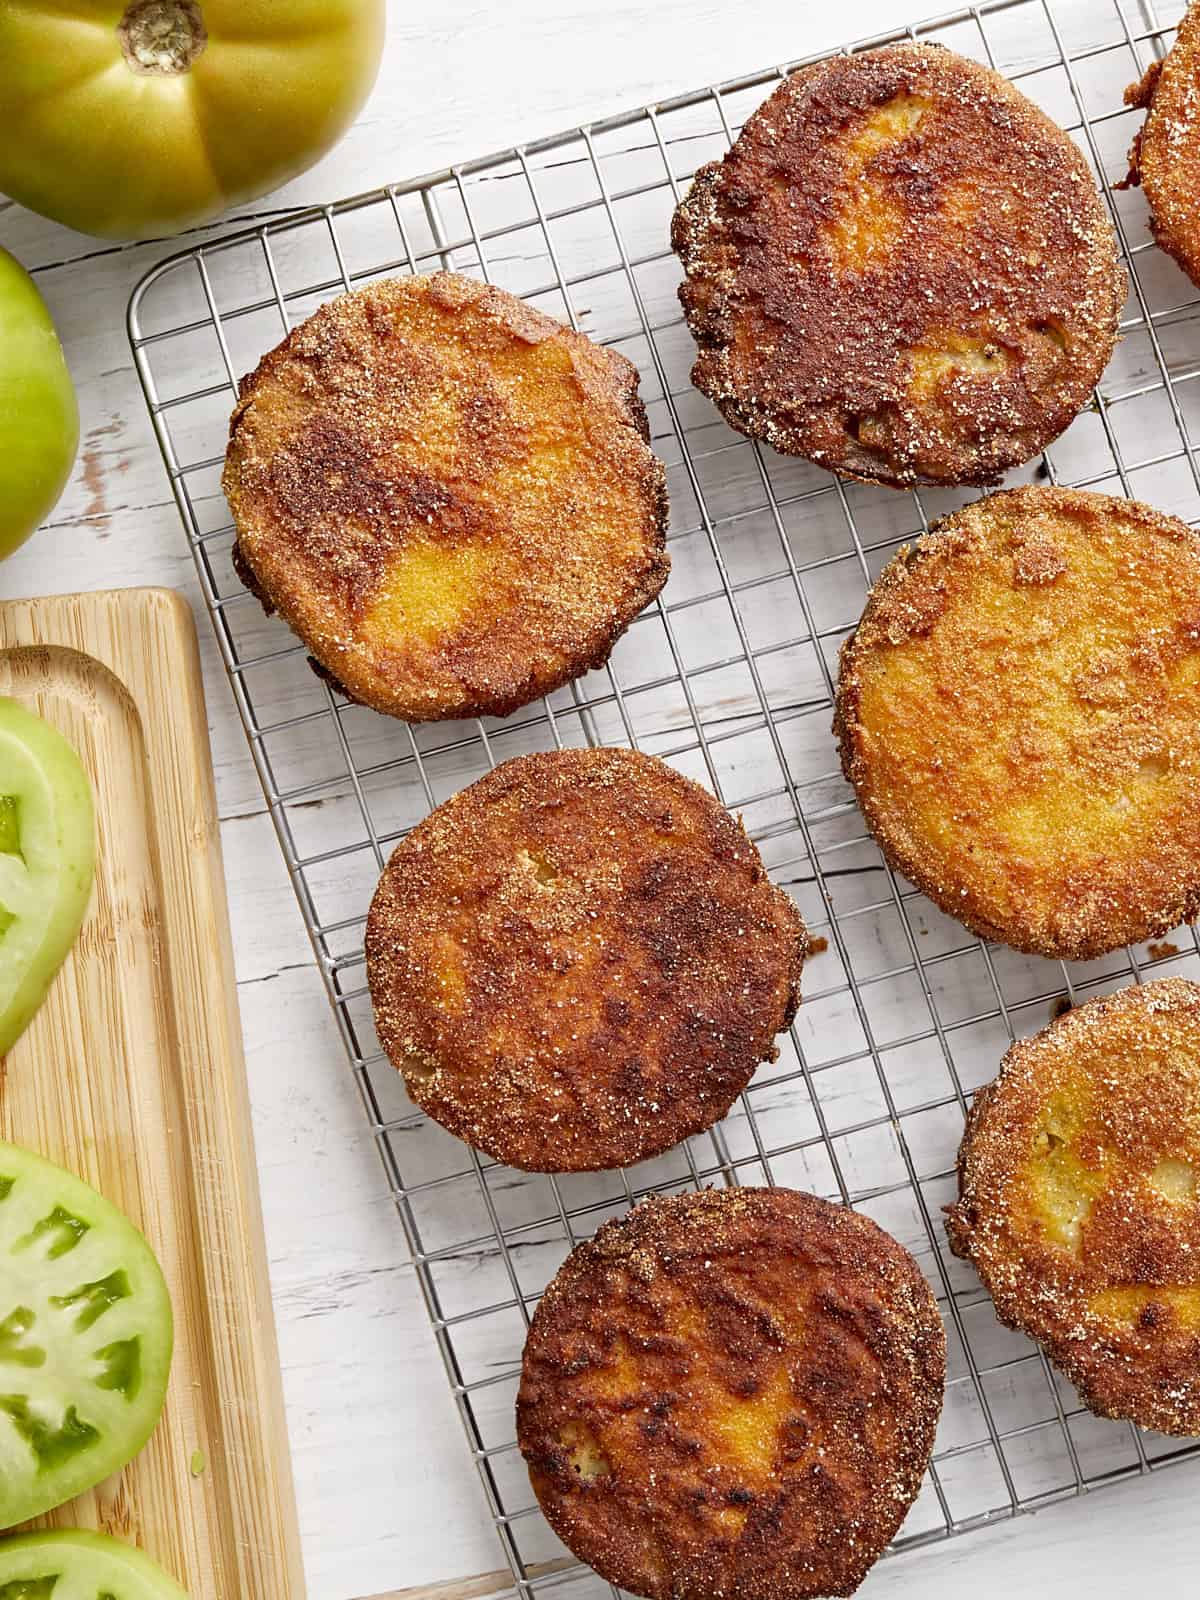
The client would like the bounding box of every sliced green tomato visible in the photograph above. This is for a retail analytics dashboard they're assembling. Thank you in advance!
[0,700,95,1057]
[0,1529,187,1597]
[0,1142,173,1528]
[0,248,79,562]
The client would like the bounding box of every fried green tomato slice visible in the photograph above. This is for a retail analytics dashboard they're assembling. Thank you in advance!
[1124,5,1200,290]
[0,1529,187,1597]
[948,979,1200,1435]
[517,1188,946,1600]
[0,1141,173,1528]
[0,700,95,1056]
[365,748,809,1172]
[223,271,669,722]
[835,486,1200,960]
[673,42,1123,488]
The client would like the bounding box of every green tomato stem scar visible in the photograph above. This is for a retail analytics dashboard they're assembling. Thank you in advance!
[118,0,208,75]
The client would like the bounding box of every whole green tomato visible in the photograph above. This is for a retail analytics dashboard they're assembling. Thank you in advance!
[0,0,386,240]
[0,248,79,560]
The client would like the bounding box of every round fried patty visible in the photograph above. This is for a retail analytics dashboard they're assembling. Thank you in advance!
[1124,7,1200,290]
[948,980,1200,1435]
[365,748,809,1172]
[223,272,669,721]
[672,42,1124,489]
[835,486,1200,960]
[517,1187,945,1600]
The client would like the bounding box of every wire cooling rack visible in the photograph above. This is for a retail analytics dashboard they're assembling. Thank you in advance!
[130,0,1200,1590]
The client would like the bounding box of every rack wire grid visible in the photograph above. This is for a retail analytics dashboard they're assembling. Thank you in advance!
[129,0,1200,1589]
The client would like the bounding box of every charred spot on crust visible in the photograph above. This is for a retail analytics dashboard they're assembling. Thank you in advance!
[303,653,365,706]
[672,43,1123,489]
[230,540,273,615]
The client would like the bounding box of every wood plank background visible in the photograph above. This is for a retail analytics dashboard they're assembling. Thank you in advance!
[6,4,1200,1599]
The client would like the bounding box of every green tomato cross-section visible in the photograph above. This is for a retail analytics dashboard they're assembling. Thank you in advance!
[0,1142,173,1529]
[0,1529,188,1597]
[0,699,95,1057]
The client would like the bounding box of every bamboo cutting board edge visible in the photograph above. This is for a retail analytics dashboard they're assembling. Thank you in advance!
[361,1556,575,1600]
[0,587,305,1598]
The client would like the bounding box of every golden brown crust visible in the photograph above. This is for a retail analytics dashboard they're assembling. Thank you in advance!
[1123,8,1200,289]
[365,748,809,1173]
[948,980,1200,1435]
[222,272,669,722]
[517,1188,946,1600]
[834,485,1200,960]
[672,43,1124,489]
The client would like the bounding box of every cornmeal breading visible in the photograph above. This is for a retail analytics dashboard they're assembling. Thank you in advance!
[672,43,1124,488]
[518,1188,945,1600]
[1123,5,1200,290]
[223,272,669,721]
[835,486,1200,960]
[365,748,809,1172]
[949,980,1200,1435]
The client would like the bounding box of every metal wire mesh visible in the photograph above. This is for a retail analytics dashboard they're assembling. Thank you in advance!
[129,0,1200,1588]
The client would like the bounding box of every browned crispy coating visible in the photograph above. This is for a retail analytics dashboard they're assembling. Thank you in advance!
[672,43,1124,489]
[835,486,1200,960]
[222,272,669,722]
[948,980,1200,1435]
[365,748,809,1173]
[1123,6,1200,290]
[517,1188,946,1600]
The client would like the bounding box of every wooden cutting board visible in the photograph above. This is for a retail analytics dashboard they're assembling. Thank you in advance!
[0,588,305,1599]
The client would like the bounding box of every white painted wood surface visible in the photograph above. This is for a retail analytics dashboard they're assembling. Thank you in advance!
[4,1,1200,1596]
